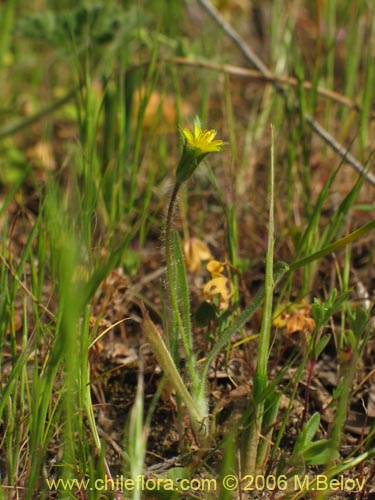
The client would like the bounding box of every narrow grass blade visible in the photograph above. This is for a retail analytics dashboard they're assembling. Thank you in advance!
[201,261,289,383]
[244,125,276,475]
[289,219,375,272]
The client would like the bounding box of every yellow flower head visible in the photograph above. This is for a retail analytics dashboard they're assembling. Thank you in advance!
[273,301,316,336]
[203,259,234,310]
[183,238,212,273]
[175,117,223,184]
[206,259,224,277]
[203,276,233,311]
[182,123,223,156]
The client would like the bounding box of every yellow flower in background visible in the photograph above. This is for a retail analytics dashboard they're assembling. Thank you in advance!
[203,259,234,310]
[206,259,224,277]
[182,123,223,156]
[183,238,212,273]
[273,301,316,336]
[175,117,223,184]
[204,277,232,310]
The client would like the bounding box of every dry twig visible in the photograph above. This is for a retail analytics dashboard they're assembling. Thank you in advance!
[196,0,375,187]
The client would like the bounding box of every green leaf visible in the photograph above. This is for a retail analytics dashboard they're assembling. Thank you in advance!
[292,412,320,459]
[171,229,193,358]
[348,306,369,340]
[300,440,338,465]
[291,414,338,466]
[166,466,190,482]
[314,334,330,359]
[302,412,320,444]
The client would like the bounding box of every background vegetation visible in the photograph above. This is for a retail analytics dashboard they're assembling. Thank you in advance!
[0,0,374,498]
